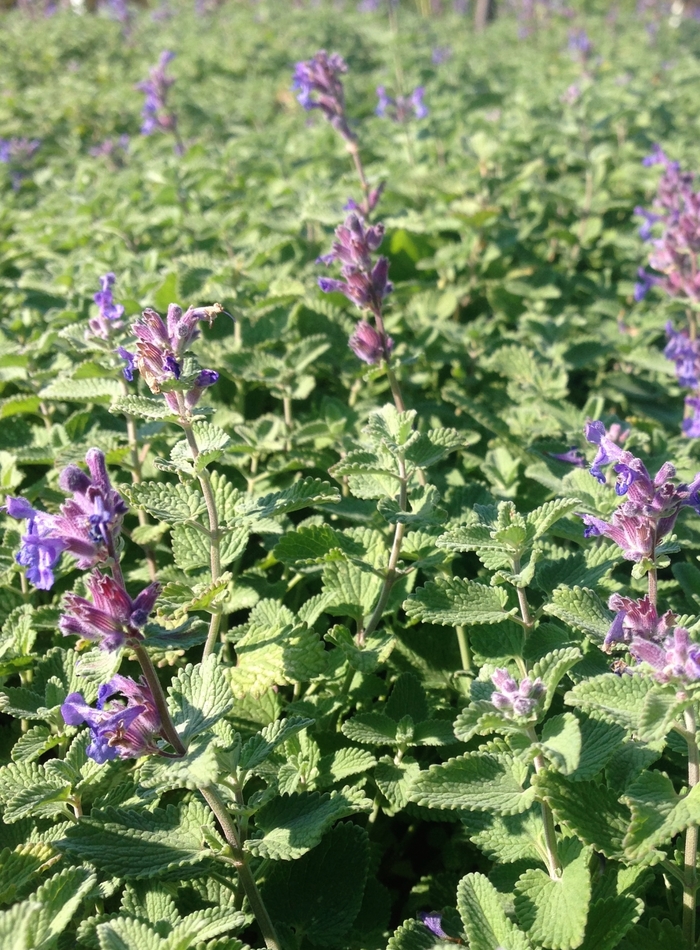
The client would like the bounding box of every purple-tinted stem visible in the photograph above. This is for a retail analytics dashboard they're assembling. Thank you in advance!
[527,725,562,878]
[176,396,223,660]
[120,379,158,582]
[347,140,372,221]
[132,642,185,757]
[683,707,699,949]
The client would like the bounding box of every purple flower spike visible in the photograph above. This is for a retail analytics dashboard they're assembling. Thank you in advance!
[490,668,545,718]
[292,51,355,143]
[137,51,178,139]
[61,674,163,763]
[683,396,700,439]
[5,450,127,589]
[349,322,393,364]
[629,627,700,685]
[375,85,428,123]
[88,272,125,340]
[318,213,392,318]
[0,137,41,190]
[665,322,700,389]
[418,912,449,939]
[125,303,224,411]
[60,569,161,652]
[549,448,586,467]
[605,593,675,648]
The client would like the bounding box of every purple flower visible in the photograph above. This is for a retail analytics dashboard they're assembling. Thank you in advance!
[124,303,224,411]
[418,912,449,939]
[88,272,125,340]
[605,593,675,647]
[61,675,162,763]
[549,447,586,467]
[90,135,130,163]
[375,86,428,122]
[633,268,659,302]
[490,668,545,718]
[136,51,177,139]
[629,627,700,684]
[343,182,385,220]
[318,213,392,317]
[60,570,161,652]
[568,29,593,59]
[292,51,355,142]
[0,137,40,190]
[432,46,452,66]
[665,321,700,389]
[683,396,700,439]
[5,449,127,590]
[349,322,393,364]
[634,206,662,241]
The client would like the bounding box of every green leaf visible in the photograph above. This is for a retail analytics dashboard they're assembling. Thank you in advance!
[39,377,122,402]
[314,748,377,788]
[240,477,340,521]
[387,918,448,950]
[274,525,363,570]
[168,655,233,743]
[457,872,533,950]
[261,822,369,945]
[532,647,583,712]
[24,865,96,950]
[404,577,516,626]
[409,752,537,815]
[239,716,315,772]
[365,405,418,452]
[56,802,217,879]
[577,895,643,950]
[533,772,629,859]
[110,396,177,421]
[171,523,210,570]
[538,713,582,775]
[526,499,581,543]
[514,840,591,949]
[0,843,54,906]
[124,481,205,523]
[565,673,653,731]
[342,712,400,747]
[404,427,477,468]
[322,559,383,626]
[137,734,221,792]
[544,587,612,642]
[461,807,545,864]
[622,770,700,863]
[246,788,371,860]
[636,684,693,743]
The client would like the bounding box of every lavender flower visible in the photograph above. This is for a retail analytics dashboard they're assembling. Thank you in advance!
[633,267,660,302]
[578,421,700,561]
[629,627,700,685]
[5,449,127,590]
[61,675,162,763]
[664,321,700,389]
[349,322,393,364]
[605,593,675,647]
[548,447,586,467]
[568,28,593,60]
[490,668,545,718]
[60,570,161,652]
[292,51,354,142]
[419,912,449,939]
[87,272,125,340]
[136,52,178,139]
[90,135,130,163]
[684,396,700,439]
[119,303,223,412]
[344,181,385,219]
[0,137,40,190]
[318,213,392,317]
[376,86,428,122]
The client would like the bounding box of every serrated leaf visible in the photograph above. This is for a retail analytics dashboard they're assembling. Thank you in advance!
[110,396,177,421]
[532,648,583,712]
[137,734,221,792]
[261,822,369,945]
[457,872,533,950]
[622,770,700,863]
[246,788,371,860]
[545,586,612,642]
[322,559,383,625]
[25,865,96,950]
[124,481,205,523]
[342,712,399,747]
[0,844,54,906]
[56,802,216,879]
[404,577,515,626]
[171,523,210,570]
[538,713,582,774]
[462,807,545,864]
[314,748,377,788]
[365,405,418,453]
[636,684,693,742]
[514,840,591,950]
[404,427,477,468]
[168,655,234,743]
[240,477,340,520]
[228,618,327,698]
[39,378,122,402]
[239,716,315,772]
[565,673,653,731]
[526,499,581,543]
[387,918,446,950]
[410,753,536,815]
[578,895,643,950]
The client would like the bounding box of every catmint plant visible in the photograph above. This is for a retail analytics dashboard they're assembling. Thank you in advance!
[0,136,40,190]
[375,85,429,122]
[136,51,183,154]
[87,272,125,340]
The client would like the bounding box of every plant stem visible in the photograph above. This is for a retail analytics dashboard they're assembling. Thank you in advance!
[358,456,408,646]
[177,400,223,660]
[199,785,281,950]
[346,140,372,218]
[683,707,699,948]
[456,625,472,672]
[648,565,658,608]
[120,379,158,582]
[282,394,293,451]
[132,642,186,757]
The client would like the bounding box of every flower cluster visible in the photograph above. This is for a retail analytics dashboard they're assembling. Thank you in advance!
[578,420,700,561]
[568,29,593,62]
[60,569,160,652]
[605,593,675,648]
[292,51,354,142]
[318,214,394,363]
[490,668,545,718]
[5,449,127,590]
[87,272,125,340]
[90,135,130,164]
[376,86,428,122]
[61,675,162,764]
[631,627,700,684]
[118,302,223,412]
[0,137,40,190]
[136,51,177,139]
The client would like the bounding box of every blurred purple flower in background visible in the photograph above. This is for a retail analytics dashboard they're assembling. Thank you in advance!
[376,85,428,122]
[0,137,40,190]
[88,272,125,340]
[137,51,180,150]
[292,51,355,142]
[90,135,130,165]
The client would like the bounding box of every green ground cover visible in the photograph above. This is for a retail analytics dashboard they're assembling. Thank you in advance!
[2,2,700,948]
